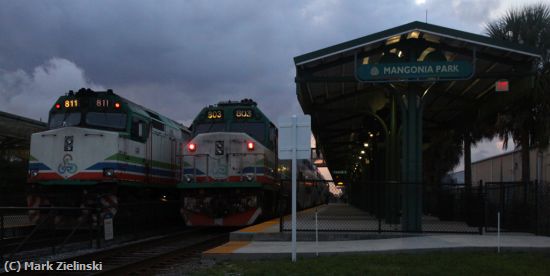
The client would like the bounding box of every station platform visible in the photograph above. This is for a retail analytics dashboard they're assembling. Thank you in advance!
[204,204,550,260]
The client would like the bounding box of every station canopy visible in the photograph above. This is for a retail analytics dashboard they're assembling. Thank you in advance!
[0,110,46,151]
[294,21,541,177]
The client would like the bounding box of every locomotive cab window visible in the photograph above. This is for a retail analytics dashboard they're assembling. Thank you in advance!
[85,112,127,130]
[230,122,265,143]
[49,112,82,129]
[193,123,225,135]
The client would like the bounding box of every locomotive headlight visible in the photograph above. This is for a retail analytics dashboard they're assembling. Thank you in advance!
[245,174,254,181]
[187,143,197,152]
[30,170,39,177]
[103,168,115,177]
[185,175,193,183]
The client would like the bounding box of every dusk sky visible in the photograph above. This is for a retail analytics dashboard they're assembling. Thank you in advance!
[1,0,547,169]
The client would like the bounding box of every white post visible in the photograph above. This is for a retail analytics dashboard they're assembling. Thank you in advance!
[291,115,297,262]
[315,208,319,257]
[497,211,501,253]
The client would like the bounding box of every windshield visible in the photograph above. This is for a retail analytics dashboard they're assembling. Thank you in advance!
[193,123,225,135]
[230,122,265,142]
[86,112,127,130]
[49,112,82,129]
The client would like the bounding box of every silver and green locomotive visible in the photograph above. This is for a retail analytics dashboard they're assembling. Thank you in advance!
[27,88,189,223]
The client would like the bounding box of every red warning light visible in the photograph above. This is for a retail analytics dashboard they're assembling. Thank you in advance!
[496,79,509,92]
[114,102,121,109]
[188,143,196,152]
[55,103,61,109]
[247,142,255,151]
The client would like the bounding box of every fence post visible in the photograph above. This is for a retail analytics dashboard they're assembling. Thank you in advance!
[51,210,56,255]
[480,180,486,234]
[1,212,4,241]
[535,180,539,235]
[88,209,93,249]
[96,208,101,248]
[478,181,483,235]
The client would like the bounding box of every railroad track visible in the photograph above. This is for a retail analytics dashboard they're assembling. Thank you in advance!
[53,227,233,275]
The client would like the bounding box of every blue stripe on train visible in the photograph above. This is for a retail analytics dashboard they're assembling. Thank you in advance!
[29,162,52,171]
[183,168,206,175]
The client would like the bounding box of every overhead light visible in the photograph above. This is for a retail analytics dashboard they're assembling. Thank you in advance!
[407,31,420,39]
[363,143,369,148]
[386,35,400,45]
[360,150,365,155]
[369,133,374,138]
[358,156,362,160]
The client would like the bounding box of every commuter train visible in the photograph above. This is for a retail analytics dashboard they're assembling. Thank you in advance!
[27,88,189,223]
[180,99,326,226]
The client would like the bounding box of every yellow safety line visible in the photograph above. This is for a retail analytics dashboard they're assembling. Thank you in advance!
[204,241,250,254]
[237,205,325,233]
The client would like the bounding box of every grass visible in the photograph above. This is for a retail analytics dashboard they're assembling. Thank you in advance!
[193,251,550,276]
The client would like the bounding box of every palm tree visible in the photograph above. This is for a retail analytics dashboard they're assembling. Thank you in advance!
[485,3,550,184]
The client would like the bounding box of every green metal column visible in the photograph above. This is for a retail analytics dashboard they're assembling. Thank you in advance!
[385,94,400,224]
[400,89,423,232]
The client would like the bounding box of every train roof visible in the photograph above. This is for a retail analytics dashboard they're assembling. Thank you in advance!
[193,98,272,126]
[55,88,189,131]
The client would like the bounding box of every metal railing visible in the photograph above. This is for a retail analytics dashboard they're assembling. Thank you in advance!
[0,200,185,263]
[281,181,488,234]
[0,206,99,263]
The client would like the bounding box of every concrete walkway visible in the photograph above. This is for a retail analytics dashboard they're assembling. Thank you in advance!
[205,233,550,260]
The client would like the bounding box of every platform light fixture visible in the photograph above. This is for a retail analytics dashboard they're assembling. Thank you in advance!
[386,35,400,45]
[407,31,420,39]
[363,142,369,148]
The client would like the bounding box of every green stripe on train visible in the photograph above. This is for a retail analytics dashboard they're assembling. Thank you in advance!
[106,153,173,170]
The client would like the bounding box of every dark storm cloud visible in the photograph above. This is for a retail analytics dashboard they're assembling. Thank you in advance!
[0,0,510,124]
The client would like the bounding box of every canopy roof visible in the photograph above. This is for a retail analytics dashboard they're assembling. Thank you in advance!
[0,110,46,151]
[294,21,541,177]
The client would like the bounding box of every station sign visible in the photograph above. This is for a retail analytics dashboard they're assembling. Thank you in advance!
[357,61,473,82]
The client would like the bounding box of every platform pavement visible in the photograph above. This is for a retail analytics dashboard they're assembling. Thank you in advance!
[204,204,550,260]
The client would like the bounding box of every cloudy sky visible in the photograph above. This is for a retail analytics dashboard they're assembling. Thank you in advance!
[1,0,547,167]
